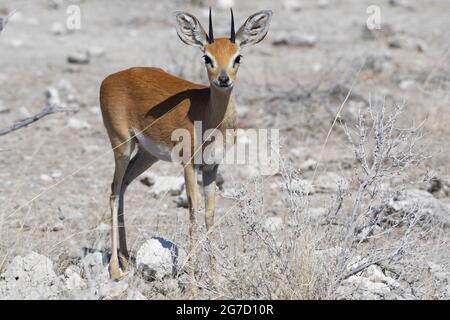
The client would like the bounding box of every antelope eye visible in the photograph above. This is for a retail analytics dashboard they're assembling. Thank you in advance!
[203,55,213,67]
[233,55,242,67]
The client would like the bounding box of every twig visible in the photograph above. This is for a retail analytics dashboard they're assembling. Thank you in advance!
[0,104,78,136]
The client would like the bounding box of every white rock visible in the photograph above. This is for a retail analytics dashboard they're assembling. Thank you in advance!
[46,79,80,109]
[64,265,86,291]
[217,0,235,9]
[67,51,90,64]
[388,35,427,52]
[0,252,59,299]
[83,145,100,153]
[314,172,348,193]
[10,39,24,48]
[8,11,24,22]
[427,262,448,282]
[237,105,249,118]
[136,237,186,281]
[365,52,393,73]
[126,290,147,300]
[140,172,156,187]
[66,118,90,130]
[264,217,284,232]
[18,106,31,117]
[317,0,329,8]
[273,33,317,47]
[0,17,6,33]
[389,0,415,9]
[80,252,109,283]
[147,176,185,197]
[299,158,317,171]
[364,265,399,288]
[308,207,328,219]
[282,178,315,195]
[88,47,105,57]
[100,281,129,299]
[399,79,417,90]
[48,0,63,9]
[175,194,189,208]
[0,102,9,114]
[51,22,66,35]
[51,172,62,179]
[312,63,322,72]
[40,174,53,182]
[282,0,303,12]
[386,189,450,226]
[346,275,391,295]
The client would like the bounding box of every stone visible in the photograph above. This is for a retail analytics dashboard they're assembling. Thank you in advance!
[88,47,105,57]
[317,0,329,8]
[46,79,80,109]
[388,35,427,52]
[264,217,284,232]
[399,79,417,90]
[18,106,31,118]
[80,251,109,284]
[0,252,59,299]
[361,23,396,41]
[383,189,450,227]
[0,16,6,33]
[100,281,129,299]
[67,51,90,64]
[175,194,189,208]
[147,176,185,197]
[282,178,315,195]
[64,265,86,291]
[365,52,394,73]
[336,265,402,299]
[299,159,317,171]
[140,172,156,187]
[51,22,65,35]
[308,207,328,219]
[282,0,303,12]
[389,0,415,10]
[427,262,448,282]
[40,174,53,182]
[135,237,186,281]
[314,172,348,193]
[217,0,235,9]
[273,33,317,47]
[66,118,90,130]
[126,290,147,300]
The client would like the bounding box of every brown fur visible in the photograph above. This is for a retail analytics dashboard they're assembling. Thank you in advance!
[100,62,237,158]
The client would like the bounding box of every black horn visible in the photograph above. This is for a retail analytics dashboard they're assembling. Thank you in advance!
[230,8,236,43]
[208,7,214,43]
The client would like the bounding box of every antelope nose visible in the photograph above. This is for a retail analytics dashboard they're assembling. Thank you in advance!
[218,71,229,84]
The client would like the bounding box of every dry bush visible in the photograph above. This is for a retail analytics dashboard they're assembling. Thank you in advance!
[178,102,446,299]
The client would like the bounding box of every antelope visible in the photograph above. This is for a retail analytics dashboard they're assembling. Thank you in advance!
[100,8,273,279]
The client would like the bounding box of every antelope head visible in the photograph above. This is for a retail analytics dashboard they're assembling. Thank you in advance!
[175,8,273,90]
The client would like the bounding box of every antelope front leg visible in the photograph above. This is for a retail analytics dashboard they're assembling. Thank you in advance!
[202,165,218,270]
[184,164,199,253]
[109,152,131,280]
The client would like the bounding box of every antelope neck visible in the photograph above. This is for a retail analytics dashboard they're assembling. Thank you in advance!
[205,84,236,129]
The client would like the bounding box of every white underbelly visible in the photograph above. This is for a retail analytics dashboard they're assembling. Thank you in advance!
[134,130,173,162]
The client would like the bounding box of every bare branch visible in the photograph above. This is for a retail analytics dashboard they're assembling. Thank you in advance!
[0,104,78,136]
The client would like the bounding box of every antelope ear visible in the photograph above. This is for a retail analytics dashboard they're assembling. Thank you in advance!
[174,11,208,48]
[236,10,273,48]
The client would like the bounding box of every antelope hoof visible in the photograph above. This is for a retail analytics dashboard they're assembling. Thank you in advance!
[109,259,128,280]
[119,253,130,272]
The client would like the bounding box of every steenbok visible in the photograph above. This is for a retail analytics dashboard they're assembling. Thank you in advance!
[100,9,272,279]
